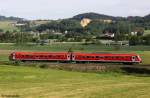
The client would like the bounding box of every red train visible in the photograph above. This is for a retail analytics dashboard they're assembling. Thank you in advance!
[9,52,142,65]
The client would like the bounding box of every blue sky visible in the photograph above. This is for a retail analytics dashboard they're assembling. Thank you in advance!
[0,0,150,20]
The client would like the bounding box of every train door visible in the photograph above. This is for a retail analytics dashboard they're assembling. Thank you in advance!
[72,54,75,61]
[67,54,71,61]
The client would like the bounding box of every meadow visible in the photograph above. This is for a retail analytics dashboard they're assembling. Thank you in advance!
[0,44,150,98]
[0,21,18,31]
[144,30,150,35]
[0,65,150,98]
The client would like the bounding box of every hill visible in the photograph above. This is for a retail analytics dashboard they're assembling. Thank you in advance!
[72,12,125,20]
[0,15,24,21]
[144,14,150,19]
[72,12,150,21]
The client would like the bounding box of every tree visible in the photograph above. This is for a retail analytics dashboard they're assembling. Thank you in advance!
[129,36,142,46]
[0,29,3,32]
[15,32,32,45]
[142,34,150,45]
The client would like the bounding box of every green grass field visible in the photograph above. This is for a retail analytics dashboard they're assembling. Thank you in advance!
[0,21,18,31]
[0,65,149,98]
[0,44,149,98]
[144,30,150,35]
[0,44,150,52]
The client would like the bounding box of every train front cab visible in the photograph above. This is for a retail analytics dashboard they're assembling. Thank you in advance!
[9,52,16,61]
[123,55,142,65]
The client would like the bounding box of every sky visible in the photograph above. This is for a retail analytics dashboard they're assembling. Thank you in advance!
[0,0,150,20]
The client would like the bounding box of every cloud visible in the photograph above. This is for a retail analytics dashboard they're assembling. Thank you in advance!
[0,0,149,19]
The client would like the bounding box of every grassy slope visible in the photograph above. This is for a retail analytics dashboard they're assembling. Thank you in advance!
[0,65,150,98]
[0,21,18,31]
[0,44,149,98]
[144,30,150,35]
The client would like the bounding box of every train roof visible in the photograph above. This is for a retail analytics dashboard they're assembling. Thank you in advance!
[11,51,138,56]
[12,52,69,54]
[73,52,138,56]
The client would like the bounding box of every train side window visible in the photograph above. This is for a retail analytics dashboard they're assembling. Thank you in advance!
[87,56,90,58]
[113,57,116,59]
[57,56,61,58]
[49,55,51,58]
[119,57,122,59]
[96,56,99,58]
[117,57,120,59]
[100,57,103,59]
[28,55,32,58]
[26,55,30,58]
[126,56,129,59]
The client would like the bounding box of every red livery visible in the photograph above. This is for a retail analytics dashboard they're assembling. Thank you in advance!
[9,52,142,65]
[9,52,71,62]
[72,52,141,64]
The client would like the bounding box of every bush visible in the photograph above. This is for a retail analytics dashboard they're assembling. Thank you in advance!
[13,61,22,66]
[37,64,49,69]
[142,34,150,45]
[129,36,142,45]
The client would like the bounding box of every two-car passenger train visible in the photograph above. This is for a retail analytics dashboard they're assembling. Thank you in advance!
[9,52,142,65]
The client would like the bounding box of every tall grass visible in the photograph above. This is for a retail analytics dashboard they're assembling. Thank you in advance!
[0,65,149,98]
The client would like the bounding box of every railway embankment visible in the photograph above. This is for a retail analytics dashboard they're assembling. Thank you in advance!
[1,61,150,76]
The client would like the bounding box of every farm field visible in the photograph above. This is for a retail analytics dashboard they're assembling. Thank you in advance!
[0,44,150,52]
[0,65,150,98]
[0,21,18,31]
[144,30,150,35]
[0,44,149,98]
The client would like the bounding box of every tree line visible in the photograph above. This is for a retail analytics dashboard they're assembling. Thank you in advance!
[0,13,150,46]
